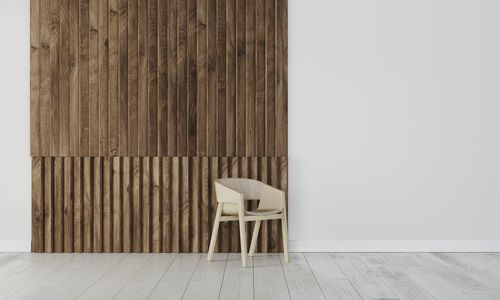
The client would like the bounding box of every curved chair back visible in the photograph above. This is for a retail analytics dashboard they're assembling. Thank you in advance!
[215,178,263,201]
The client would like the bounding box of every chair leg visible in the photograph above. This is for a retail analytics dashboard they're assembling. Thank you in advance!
[207,203,223,262]
[249,220,261,256]
[238,213,248,267]
[281,213,289,262]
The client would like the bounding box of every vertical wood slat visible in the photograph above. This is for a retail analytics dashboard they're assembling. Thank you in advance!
[158,0,168,156]
[276,0,287,156]
[31,0,41,157]
[152,157,161,252]
[43,157,53,252]
[161,157,171,251]
[216,0,226,156]
[79,0,90,156]
[93,157,102,252]
[119,0,129,156]
[171,157,180,252]
[255,0,265,156]
[103,157,112,252]
[50,0,60,157]
[83,157,92,252]
[112,157,122,251]
[99,0,109,156]
[128,0,139,157]
[196,0,207,156]
[89,0,99,156]
[32,157,44,252]
[132,157,142,252]
[73,157,82,252]
[137,0,148,156]
[142,157,151,251]
[109,0,119,156]
[63,157,73,252]
[68,0,79,156]
[226,0,236,156]
[177,0,188,156]
[123,157,132,252]
[181,157,190,252]
[40,0,51,156]
[187,0,198,156]
[60,0,70,156]
[167,0,178,156]
[54,157,63,252]
[206,0,216,156]
[245,0,255,156]
[148,0,158,156]
[236,0,246,156]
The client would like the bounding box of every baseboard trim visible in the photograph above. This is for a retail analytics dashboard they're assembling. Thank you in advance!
[0,240,31,252]
[289,240,500,252]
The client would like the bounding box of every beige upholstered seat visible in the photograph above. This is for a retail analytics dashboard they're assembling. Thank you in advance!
[245,208,282,216]
[207,178,289,267]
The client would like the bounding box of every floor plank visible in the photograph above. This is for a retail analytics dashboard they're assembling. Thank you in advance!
[379,253,474,299]
[112,253,178,300]
[331,253,399,299]
[10,254,123,299]
[281,253,325,300]
[253,254,290,300]
[183,253,228,300]
[219,253,254,300]
[304,253,362,300]
[148,253,202,300]
[78,254,151,299]
[357,253,434,300]
[0,254,73,298]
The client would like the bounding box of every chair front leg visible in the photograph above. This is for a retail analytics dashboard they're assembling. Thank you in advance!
[249,220,261,256]
[238,210,248,267]
[207,203,223,261]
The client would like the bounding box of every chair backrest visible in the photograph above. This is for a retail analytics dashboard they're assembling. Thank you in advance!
[215,178,263,201]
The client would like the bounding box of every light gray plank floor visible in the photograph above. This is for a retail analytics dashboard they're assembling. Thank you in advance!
[1,253,500,299]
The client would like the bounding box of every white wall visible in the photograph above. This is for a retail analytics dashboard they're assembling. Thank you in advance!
[2,0,500,252]
[289,0,500,251]
[0,0,31,251]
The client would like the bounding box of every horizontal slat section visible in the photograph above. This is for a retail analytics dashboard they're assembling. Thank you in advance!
[31,156,288,253]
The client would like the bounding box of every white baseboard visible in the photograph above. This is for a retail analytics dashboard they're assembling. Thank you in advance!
[3,239,500,253]
[289,240,500,252]
[0,240,31,252]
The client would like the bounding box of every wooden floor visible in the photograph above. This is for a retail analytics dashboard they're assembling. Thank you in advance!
[1,253,500,299]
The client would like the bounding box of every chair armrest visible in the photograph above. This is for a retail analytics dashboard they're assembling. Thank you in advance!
[258,184,285,211]
[214,182,244,204]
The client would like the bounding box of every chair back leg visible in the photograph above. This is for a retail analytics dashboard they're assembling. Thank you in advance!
[281,213,289,262]
[207,203,223,261]
[249,220,261,256]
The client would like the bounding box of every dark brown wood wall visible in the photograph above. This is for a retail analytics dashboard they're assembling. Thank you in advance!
[31,0,287,253]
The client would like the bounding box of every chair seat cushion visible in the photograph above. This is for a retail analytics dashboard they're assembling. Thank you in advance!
[245,208,281,216]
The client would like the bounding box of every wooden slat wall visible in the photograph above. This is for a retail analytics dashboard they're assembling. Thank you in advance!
[31,157,288,253]
[30,0,288,157]
[31,0,287,253]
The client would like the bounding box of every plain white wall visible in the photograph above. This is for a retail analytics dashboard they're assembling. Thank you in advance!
[289,0,500,251]
[0,0,31,251]
[2,0,500,251]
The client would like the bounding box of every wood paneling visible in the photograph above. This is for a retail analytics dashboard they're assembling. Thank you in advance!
[31,0,287,157]
[31,0,288,253]
[31,156,288,253]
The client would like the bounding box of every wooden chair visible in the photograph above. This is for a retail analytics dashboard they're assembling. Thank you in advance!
[207,178,289,267]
